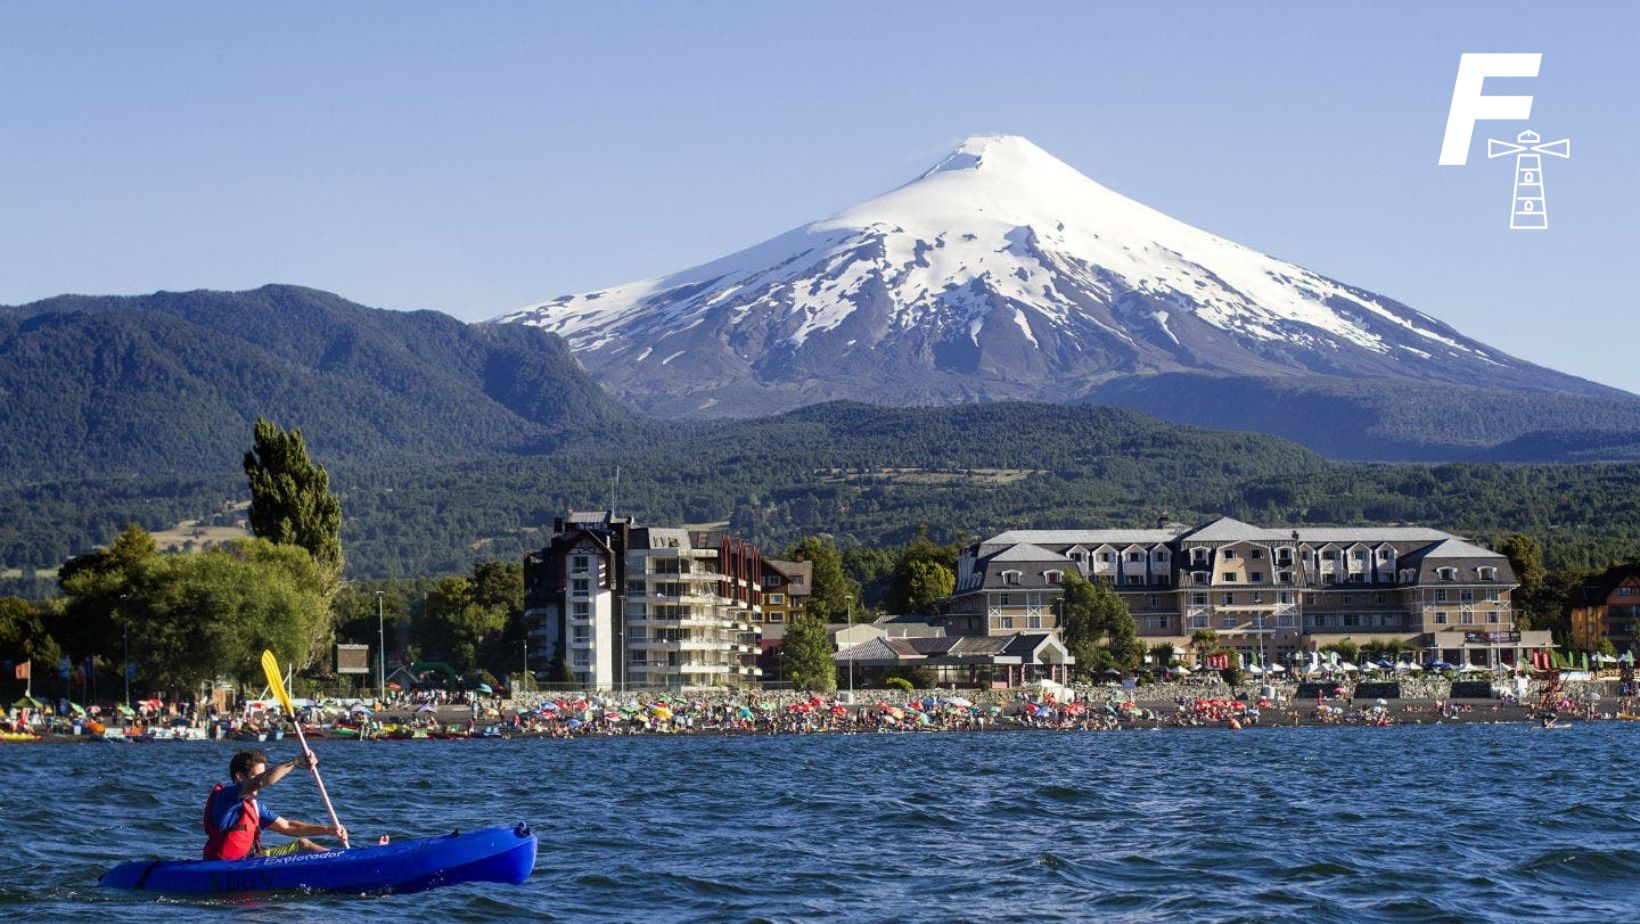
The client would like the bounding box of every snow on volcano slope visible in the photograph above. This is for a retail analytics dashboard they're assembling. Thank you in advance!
[495,135,1600,416]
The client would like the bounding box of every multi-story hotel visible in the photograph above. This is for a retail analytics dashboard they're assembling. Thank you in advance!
[946,516,1552,669]
[523,511,762,689]
[1570,561,1640,653]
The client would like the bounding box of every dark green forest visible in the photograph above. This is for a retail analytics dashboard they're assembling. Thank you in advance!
[4,401,1638,601]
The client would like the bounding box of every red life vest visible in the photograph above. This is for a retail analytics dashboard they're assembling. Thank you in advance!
[202,783,262,860]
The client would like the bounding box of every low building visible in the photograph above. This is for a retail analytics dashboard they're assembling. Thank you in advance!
[834,632,1074,687]
[1571,561,1640,652]
[945,516,1552,670]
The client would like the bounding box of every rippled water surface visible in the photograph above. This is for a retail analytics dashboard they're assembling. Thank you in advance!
[5,723,1640,922]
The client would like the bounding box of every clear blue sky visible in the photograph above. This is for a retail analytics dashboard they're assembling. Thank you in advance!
[3,3,1636,392]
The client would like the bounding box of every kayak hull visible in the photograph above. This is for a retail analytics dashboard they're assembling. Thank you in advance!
[99,823,536,895]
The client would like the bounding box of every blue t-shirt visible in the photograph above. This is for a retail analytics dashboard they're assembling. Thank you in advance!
[209,780,281,833]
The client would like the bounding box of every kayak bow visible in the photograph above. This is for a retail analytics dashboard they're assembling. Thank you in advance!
[100,823,536,895]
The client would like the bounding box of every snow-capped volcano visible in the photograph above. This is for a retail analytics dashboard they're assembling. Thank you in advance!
[496,134,1602,417]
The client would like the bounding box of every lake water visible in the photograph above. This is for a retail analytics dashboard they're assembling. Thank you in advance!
[4,723,1639,922]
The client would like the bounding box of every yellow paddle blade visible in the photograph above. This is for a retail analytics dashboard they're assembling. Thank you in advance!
[260,650,295,716]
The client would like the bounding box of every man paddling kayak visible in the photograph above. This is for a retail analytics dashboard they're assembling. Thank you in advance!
[204,749,347,859]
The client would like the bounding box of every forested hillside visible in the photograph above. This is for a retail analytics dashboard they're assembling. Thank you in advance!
[3,401,1637,597]
[0,285,639,484]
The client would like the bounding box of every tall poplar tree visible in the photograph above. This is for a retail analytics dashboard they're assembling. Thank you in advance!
[244,417,344,580]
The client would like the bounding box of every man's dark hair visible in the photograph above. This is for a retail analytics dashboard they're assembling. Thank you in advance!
[229,749,270,779]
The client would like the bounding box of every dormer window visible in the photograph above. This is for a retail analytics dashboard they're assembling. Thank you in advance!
[1126,552,1143,563]
[1478,567,1498,581]
[1192,571,1209,584]
[1045,570,1063,584]
[1322,550,1338,561]
[1002,570,1022,586]
[1155,551,1170,561]
[1437,567,1457,582]
[1221,549,1237,560]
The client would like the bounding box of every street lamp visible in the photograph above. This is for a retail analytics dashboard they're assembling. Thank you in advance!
[376,591,386,702]
[120,593,131,709]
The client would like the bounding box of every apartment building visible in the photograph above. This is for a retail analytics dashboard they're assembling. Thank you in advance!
[755,558,812,629]
[523,511,762,689]
[1570,561,1640,652]
[946,516,1551,669]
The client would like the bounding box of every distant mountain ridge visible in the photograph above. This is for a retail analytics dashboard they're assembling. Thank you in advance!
[0,285,637,484]
[499,134,1640,459]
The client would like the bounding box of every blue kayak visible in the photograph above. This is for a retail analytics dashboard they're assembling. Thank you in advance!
[99,823,536,895]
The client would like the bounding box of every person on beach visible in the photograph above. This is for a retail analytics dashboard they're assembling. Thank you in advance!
[203,749,347,860]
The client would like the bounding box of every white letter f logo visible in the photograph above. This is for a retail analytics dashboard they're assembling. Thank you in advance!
[1438,53,1541,166]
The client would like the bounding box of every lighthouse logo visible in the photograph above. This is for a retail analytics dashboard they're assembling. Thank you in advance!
[1438,53,1571,231]
[1486,130,1570,230]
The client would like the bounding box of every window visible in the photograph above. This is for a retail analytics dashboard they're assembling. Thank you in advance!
[1100,553,1114,563]
[627,580,646,595]
[1191,614,1210,629]
[1304,594,1318,605]
[1125,575,1143,586]
[571,555,590,574]
[1322,550,1338,561]
[1191,593,1208,606]
[999,617,1015,629]
[1352,550,1367,561]
[1045,570,1063,584]
[1222,549,1237,560]
[1460,590,1474,603]
[768,612,784,623]
[1192,571,1210,584]
[572,653,590,667]
[1438,568,1458,582]
[1347,573,1365,584]
[1278,613,1296,628]
[1192,548,1208,563]
[572,627,589,643]
[1278,592,1292,604]
[1619,587,1636,597]
[571,602,590,618]
[1002,570,1021,586]
[1222,572,1236,582]
[1220,616,1236,629]
[1028,615,1042,629]
[1378,548,1392,560]
[572,578,590,595]
[1155,551,1170,562]
[1435,611,1447,624]
[1251,593,1263,604]
[1251,549,1264,559]
[1343,614,1360,627]
[1250,572,1264,582]
[1435,589,1448,603]
[1488,611,1500,624]
[1223,593,1237,606]
[1478,567,1498,581]
[768,593,785,605]
[1323,574,1338,585]
[1461,611,1475,625]
[1127,552,1143,562]
[1277,572,1293,584]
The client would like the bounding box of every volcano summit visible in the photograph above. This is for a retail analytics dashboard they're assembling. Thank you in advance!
[498,135,1633,457]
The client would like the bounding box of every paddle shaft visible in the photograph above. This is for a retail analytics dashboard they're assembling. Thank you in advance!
[288,718,349,849]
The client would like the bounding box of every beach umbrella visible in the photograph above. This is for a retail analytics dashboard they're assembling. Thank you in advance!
[416,704,437,714]
[1376,698,1388,707]
[829,705,848,716]
[947,696,973,708]
[386,682,402,691]
[65,701,87,716]
[116,704,136,718]
[651,705,673,721]
[738,706,754,719]
[1266,664,1286,674]
[476,683,494,694]
[987,705,1002,714]
[566,719,583,730]
[350,705,373,717]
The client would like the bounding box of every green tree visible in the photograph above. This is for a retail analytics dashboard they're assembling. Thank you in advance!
[789,536,856,622]
[416,575,508,674]
[1320,639,1361,665]
[119,538,328,687]
[1148,642,1177,670]
[244,417,343,579]
[52,524,158,661]
[1059,570,1143,676]
[899,560,955,615]
[882,530,960,614]
[0,596,53,660]
[780,612,836,691]
[1190,628,1219,659]
[1500,532,1550,628]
